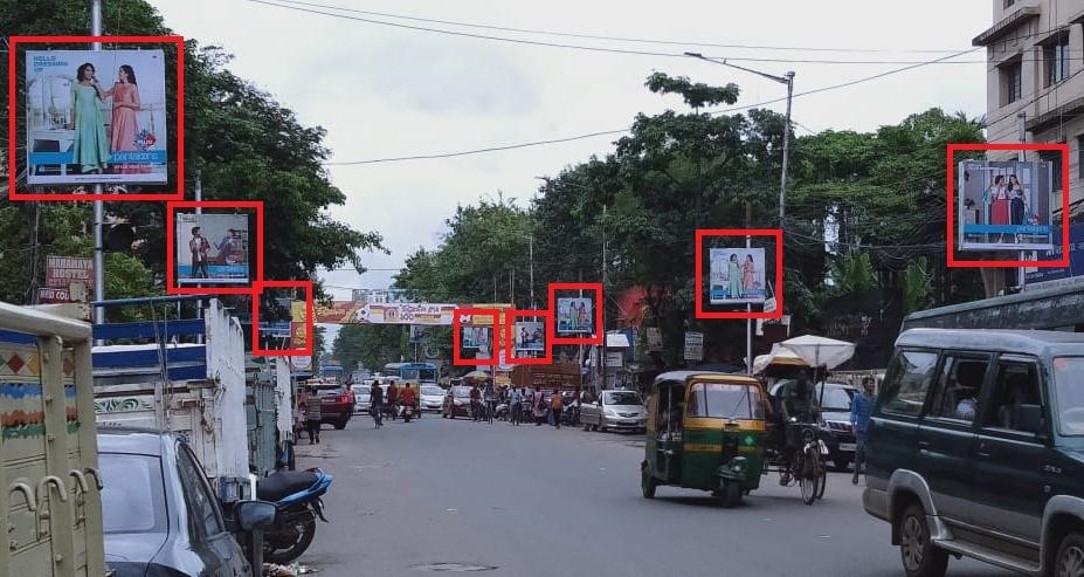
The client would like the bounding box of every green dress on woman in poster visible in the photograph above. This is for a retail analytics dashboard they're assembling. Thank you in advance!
[727,258,742,299]
[70,83,110,173]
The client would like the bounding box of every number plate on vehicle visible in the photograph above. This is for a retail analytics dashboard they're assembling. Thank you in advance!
[839,443,857,452]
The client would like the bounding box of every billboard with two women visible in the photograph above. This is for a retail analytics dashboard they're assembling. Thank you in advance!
[24,49,168,185]
[957,160,1055,252]
[708,248,766,304]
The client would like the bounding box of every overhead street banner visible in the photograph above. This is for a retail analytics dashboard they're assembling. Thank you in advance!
[314,302,513,325]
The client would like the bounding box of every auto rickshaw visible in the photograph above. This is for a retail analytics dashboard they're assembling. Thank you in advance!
[640,371,768,507]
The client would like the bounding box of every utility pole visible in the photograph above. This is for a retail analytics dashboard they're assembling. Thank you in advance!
[91,0,105,341]
[780,71,795,225]
[745,202,753,375]
[1017,112,1028,290]
[529,230,535,309]
[600,204,607,391]
[195,172,204,343]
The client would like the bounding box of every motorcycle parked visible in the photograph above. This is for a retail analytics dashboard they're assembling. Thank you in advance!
[256,467,333,564]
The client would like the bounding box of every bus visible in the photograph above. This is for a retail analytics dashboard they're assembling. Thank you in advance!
[384,362,440,385]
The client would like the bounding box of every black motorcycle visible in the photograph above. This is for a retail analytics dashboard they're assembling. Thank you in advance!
[256,467,333,564]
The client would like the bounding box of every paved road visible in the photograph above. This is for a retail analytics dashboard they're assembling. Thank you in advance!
[294,412,1012,577]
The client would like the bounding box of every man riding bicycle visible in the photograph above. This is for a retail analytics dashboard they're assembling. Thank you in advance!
[777,368,820,485]
[482,382,498,423]
[469,383,483,421]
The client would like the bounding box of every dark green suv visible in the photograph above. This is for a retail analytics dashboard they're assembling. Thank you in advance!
[863,328,1084,577]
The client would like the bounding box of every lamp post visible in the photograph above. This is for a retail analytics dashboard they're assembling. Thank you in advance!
[686,52,794,374]
[684,52,794,225]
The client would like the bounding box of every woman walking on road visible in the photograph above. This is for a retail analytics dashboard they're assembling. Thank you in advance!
[304,386,322,444]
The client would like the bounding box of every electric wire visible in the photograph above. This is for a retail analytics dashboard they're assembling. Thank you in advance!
[243,0,985,64]
[251,0,973,55]
[326,47,980,166]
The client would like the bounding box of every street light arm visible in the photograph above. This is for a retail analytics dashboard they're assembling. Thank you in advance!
[684,51,791,86]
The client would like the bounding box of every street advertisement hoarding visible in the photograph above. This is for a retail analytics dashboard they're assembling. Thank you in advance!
[958,160,1055,252]
[409,325,431,343]
[708,247,766,304]
[684,331,704,361]
[24,49,168,185]
[556,297,594,334]
[514,321,545,352]
[175,212,250,284]
[461,326,492,352]
[1024,223,1084,289]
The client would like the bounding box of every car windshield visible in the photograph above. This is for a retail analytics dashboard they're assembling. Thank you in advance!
[422,386,443,396]
[453,387,471,397]
[605,391,642,405]
[688,382,765,419]
[1053,357,1084,436]
[99,453,167,534]
[315,385,343,396]
[817,386,854,411]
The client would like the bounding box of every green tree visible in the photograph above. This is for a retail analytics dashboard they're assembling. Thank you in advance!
[1,0,386,314]
[332,324,407,373]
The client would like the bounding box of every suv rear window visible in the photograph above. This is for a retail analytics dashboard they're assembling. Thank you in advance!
[99,453,167,534]
[881,350,939,416]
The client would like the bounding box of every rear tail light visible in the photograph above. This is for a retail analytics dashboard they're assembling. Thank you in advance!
[341,394,352,404]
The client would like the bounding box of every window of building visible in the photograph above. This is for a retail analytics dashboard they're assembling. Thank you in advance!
[1040,150,1064,191]
[1004,0,1015,7]
[1002,60,1022,105]
[1044,34,1071,87]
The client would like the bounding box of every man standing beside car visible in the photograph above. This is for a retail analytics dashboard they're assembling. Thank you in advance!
[851,377,876,485]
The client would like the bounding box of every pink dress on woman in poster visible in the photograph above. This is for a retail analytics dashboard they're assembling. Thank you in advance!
[110,83,139,151]
[991,187,1010,226]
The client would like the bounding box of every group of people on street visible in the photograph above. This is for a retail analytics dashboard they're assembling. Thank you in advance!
[367,380,416,428]
[767,369,876,486]
[465,382,576,428]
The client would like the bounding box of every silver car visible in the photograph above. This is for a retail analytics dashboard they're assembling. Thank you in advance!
[351,384,371,414]
[419,385,445,412]
[581,390,648,433]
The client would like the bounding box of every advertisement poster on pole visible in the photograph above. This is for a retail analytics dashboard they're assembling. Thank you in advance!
[174,212,250,284]
[957,160,1055,252]
[555,297,594,334]
[409,325,431,343]
[24,49,169,185]
[684,331,704,361]
[708,247,766,304]
[645,327,663,352]
[513,321,546,352]
[1024,223,1084,290]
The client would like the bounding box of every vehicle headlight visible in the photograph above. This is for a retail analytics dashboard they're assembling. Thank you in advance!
[603,409,617,417]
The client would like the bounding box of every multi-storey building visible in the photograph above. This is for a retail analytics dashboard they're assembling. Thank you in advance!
[974,0,1084,220]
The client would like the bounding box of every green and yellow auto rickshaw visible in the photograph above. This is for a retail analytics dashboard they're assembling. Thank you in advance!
[640,371,768,507]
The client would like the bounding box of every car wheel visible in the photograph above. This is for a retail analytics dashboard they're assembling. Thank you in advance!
[334,420,347,430]
[898,504,948,577]
[1055,531,1084,577]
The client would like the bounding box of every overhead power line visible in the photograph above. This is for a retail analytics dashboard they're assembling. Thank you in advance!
[325,47,980,166]
[244,0,984,64]
[248,0,975,55]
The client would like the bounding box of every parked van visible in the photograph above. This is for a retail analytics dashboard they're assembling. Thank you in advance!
[863,328,1084,577]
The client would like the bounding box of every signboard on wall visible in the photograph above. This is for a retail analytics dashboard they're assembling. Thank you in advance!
[1025,223,1084,290]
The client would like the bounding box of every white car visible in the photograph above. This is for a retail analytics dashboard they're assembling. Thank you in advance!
[419,384,445,412]
[351,384,371,414]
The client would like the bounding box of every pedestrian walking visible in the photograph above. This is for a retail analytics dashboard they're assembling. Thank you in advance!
[304,386,322,444]
[531,386,546,426]
[550,391,564,429]
[509,387,524,425]
[387,381,399,421]
[851,377,876,484]
[370,381,384,428]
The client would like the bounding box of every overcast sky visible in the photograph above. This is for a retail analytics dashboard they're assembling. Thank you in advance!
[152,0,992,304]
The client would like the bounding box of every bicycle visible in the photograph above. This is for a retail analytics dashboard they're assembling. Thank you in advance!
[484,399,496,424]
